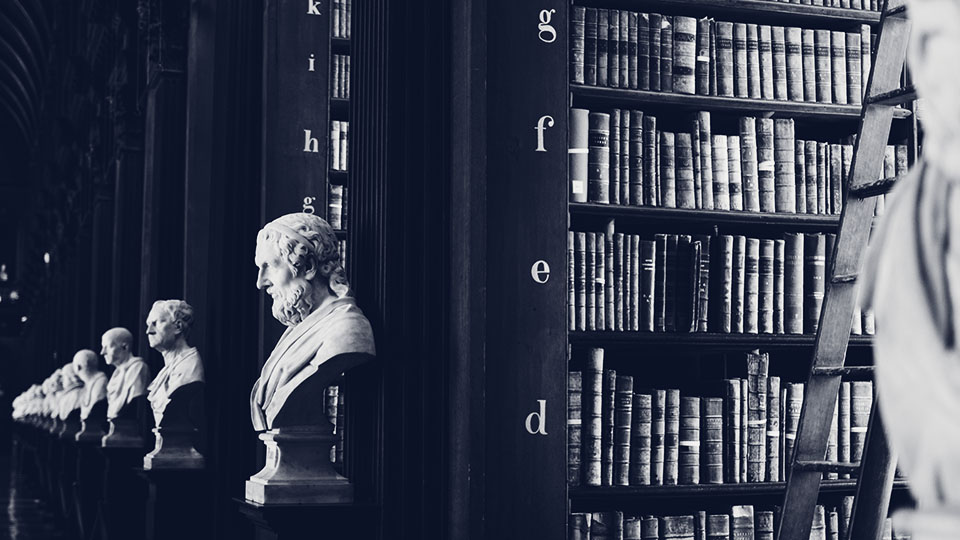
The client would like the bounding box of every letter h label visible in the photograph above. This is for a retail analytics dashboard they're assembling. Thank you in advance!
[303,130,320,153]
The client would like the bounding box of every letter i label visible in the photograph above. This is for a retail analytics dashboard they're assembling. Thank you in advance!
[308,54,316,72]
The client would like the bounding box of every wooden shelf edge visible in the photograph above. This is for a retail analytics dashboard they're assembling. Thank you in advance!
[570,203,841,229]
[569,479,909,500]
[575,0,881,25]
[569,331,874,348]
[572,85,911,120]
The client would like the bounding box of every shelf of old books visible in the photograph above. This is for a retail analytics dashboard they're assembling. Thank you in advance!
[564,2,916,539]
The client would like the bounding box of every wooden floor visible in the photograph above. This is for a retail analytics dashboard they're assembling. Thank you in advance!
[0,440,68,540]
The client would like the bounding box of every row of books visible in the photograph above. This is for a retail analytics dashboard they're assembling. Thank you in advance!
[569,501,908,540]
[331,120,350,172]
[567,231,878,335]
[328,185,348,230]
[337,238,348,271]
[332,54,351,100]
[570,109,908,213]
[324,385,346,468]
[332,0,352,40]
[568,348,873,487]
[571,8,873,106]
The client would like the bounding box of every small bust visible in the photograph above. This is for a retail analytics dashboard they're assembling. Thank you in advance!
[43,369,63,418]
[73,349,108,420]
[250,213,375,431]
[57,362,85,420]
[145,300,204,426]
[102,327,152,419]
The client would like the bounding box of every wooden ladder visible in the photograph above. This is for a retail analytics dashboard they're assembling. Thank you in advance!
[777,3,914,540]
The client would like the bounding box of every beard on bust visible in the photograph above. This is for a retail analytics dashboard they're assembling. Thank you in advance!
[271,279,316,327]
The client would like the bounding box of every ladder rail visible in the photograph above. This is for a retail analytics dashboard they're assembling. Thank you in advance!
[848,399,899,540]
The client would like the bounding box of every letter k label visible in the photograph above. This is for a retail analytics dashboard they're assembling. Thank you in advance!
[307,0,321,15]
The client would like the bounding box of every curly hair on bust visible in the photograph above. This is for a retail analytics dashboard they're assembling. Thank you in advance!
[257,213,350,298]
[151,300,195,339]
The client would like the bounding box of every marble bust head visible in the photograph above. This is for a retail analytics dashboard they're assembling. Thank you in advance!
[73,349,100,381]
[72,349,108,420]
[145,299,204,426]
[101,327,152,420]
[58,361,85,420]
[101,327,134,367]
[146,300,194,352]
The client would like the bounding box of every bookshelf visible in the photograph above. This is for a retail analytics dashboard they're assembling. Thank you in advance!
[483,0,919,535]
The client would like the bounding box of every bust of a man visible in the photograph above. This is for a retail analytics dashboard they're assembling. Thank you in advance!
[102,327,151,419]
[57,361,85,420]
[250,213,375,431]
[43,370,63,419]
[73,350,107,420]
[145,300,205,426]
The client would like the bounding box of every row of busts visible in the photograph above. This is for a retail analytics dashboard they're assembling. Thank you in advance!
[11,300,205,470]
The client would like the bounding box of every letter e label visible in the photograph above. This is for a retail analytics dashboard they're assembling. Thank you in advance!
[531,260,550,284]
[525,400,547,435]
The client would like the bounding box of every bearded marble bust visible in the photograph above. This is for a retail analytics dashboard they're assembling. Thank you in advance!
[250,213,375,431]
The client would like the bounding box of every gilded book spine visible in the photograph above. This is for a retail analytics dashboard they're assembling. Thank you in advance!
[724,379,741,483]
[587,233,596,330]
[614,375,634,485]
[615,233,625,331]
[629,13,639,89]
[650,13,662,92]
[773,239,785,333]
[805,140,818,214]
[571,7,586,84]
[597,10,608,87]
[630,393,652,485]
[664,388,680,485]
[802,29,816,102]
[568,371,582,485]
[785,27,803,101]
[757,118,776,212]
[733,23,749,97]
[651,389,667,485]
[621,11,630,88]
[814,30,833,103]
[774,118,796,213]
[739,117,760,212]
[608,11,620,89]
[655,235,668,332]
[569,232,576,330]
[740,379,748,482]
[679,396,701,484]
[746,350,768,481]
[830,31,847,104]
[717,235,734,333]
[702,397,724,484]
[759,239,775,334]
[606,224,615,329]
[717,21,735,97]
[804,234,826,333]
[771,26,788,100]
[601,369,617,485]
[676,132,697,209]
[576,232,587,331]
[696,18,712,95]
[631,111,645,205]
[631,235,641,331]
[795,140,807,213]
[746,24,762,99]
[641,240,656,332]
[673,17,697,94]
[639,13,651,90]
[588,112,610,204]
[596,233,606,329]
[643,114,658,206]
[695,234,712,333]
[846,32,862,105]
[581,349,603,486]
[610,110,621,205]
[758,25,774,99]
[728,135,743,211]
[817,142,827,215]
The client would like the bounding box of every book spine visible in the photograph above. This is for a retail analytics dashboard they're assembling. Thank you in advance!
[730,505,755,540]
[662,516,696,540]
[840,497,854,538]
[615,233,625,331]
[610,111,621,205]
[650,13,662,92]
[576,232,587,331]
[655,235,667,332]
[746,24,762,99]
[839,381,851,478]
[570,514,590,540]
[717,22,735,97]
[676,132,697,209]
[643,114,658,206]
[691,114,702,208]
[593,512,625,540]
[695,235,712,333]
[601,369,617,485]
[896,144,909,175]
[598,10,609,87]
[774,118,797,213]
[642,517,659,540]
[773,239,785,333]
[625,518,642,540]
[696,18,712,95]
[624,233,633,331]
[817,142,827,215]
[850,381,872,464]
[757,511,775,540]
[758,25,775,100]
[757,118,776,212]
[629,13,639,89]
[814,30,833,103]
[661,132,677,208]
[673,17,697,94]
[739,117,760,212]
[802,29,816,102]
[571,7,586,84]
[608,11,620,89]
[587,233,596,330]
[795,139,807,213]
[699,111,714,209]
[651,389,667,485]
[664,388,680,485]
[728,135,743,211]
[679,396,701,484]
[766,376,781,482]
[568,372,583,485]
[732,236,746,333]
[605,227,615,329]
[596,233,606,329]
[620,11,630,88]
[665,235,679,331]
[785,27,803,101]
[745,238,760,334]
[614,375,634,485]
[585,8,598,85]
[759,239,775,334]
[811,506,827,540]
[771,26,788,100]
[661,16,674,92]
[733,23,748,98]
[747,350,768,481]
[702,397,724,484]
[710,18,718,96]
[830,144,843,215]
[631,235,641,331]
[805,140,818,214]
[641,240,656,331]
[588,113,611,204]
[724,379,741,483]
[639,13,651,90]
[740,379,748,482]
[860,26,871,100]
[804,234,826,333]
[631,111,645,206]
[582,349,603,485]
[630,393,652,484]
[707,515,730,540]
[784,382,804,468]
[675,235,695,332]
[846,32,862,105]
[829,512,840,540]
[830,31,847,104]
[569,232,576,331]
[569,109,590,203]
[717,236,734,333]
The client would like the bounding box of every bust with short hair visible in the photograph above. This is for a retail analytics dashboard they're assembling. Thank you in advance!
[101,327,152,448]
[73,349,109,441]
[56,360,86,439]
[143,299,205,469]
[246,213,375,504]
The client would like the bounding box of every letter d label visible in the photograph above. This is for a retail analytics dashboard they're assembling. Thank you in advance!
[525,399,547,435]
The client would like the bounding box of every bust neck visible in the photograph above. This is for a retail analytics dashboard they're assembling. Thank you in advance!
[158,340,191,366]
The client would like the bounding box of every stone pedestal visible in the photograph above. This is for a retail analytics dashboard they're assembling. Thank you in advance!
[74,441,106,540]
[99,447,148,540]
[138,468,213,540]
[76,400,108,443]
[236,499,378,540]
[143,426,205,469]
[245,427,351,504]
[58,410,82,441]
[102,418,147,448]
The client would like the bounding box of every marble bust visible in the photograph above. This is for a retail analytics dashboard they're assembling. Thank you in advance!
[56,362,85,439]
[101,327,152,447]
[246,213,375,504]
[143,299,205,469]
[73,349,109,441]
[43,369,63,432]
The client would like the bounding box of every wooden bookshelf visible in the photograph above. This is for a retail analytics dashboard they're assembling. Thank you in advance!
[569,479,910,503]
[573,85,912,120]
[331,37,351,51]
[569,331,874,349]
[575,0,881,26]
[570,203,842,231]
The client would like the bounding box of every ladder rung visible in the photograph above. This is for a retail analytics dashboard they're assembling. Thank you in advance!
[811,366,874,376]
[866,85,916,107]
[831,273,858,284]
[884,3,907,16]
[849,175,902,198]
[794,460,862,474]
